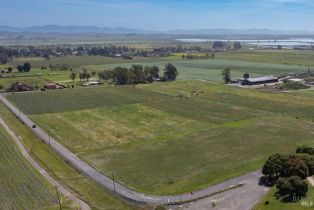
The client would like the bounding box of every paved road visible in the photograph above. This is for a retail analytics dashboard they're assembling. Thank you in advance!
[0,94,269,206]
[168,171,269,210]
[0,118,91,210]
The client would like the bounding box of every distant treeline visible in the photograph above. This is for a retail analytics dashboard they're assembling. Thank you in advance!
[213,41,242,50]
[0,41,243,65]
[98,63,178,85]
[0,45,170,64]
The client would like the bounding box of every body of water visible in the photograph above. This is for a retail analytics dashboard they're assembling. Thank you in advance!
[176,38,314,46]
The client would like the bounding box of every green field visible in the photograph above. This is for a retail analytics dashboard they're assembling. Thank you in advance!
[1,51,313,94]
[8,55,182,69]
[217,50,314,66]
[0,125,58,209]
[0,102,133,210]
[6,80,314,195]
[254,185,314,210]
[3,51,313,90]
[86,59,309,82]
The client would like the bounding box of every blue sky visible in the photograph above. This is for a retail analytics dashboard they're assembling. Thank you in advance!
[1,0,314,30]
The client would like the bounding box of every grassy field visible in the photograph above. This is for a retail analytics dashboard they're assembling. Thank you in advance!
[254,185,314,210]
[2,51,313,91]
[86,59,309,82]
[0,124,59,209]
[6,80,314,195]
[217,50,314,66]
[0,102,134,210]
[8,55,182,68]
[0,75,49,90]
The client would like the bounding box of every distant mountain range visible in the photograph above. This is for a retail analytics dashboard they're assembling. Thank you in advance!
[0,25,313,35]
[0,25,150,34]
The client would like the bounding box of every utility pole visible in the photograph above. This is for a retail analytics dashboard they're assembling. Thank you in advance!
[112,172,116,194]
[55,186,62,210]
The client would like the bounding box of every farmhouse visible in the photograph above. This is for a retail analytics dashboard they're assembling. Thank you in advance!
[82,81,101,87]
[44,83,57,90]
[241,76,279,86]
[8,83,33,92]
[17,83,32,91]
[44,83,64,90]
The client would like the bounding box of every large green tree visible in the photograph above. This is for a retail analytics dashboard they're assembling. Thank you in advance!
[163,63,178,81]
[130,65,145,84]
[113,67,129,85]
[300,155,314,176]
[262,154,288,180]
[222,67,231,83]
[0,52,8,64]
[17,62,31,73]
[69,72,77,83]
[276,176,308,199]
[23,62,31,72]
[282,157,309,179]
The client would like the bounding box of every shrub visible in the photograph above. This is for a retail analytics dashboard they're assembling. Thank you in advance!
[279,80,310,90]
[262,154,288,180]
[276,176,308,199]
[282,157,309,179]
[296,145,314,155]
[299,155,314,176]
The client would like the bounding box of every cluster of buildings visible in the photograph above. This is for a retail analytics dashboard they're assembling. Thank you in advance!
[238,73,312,88]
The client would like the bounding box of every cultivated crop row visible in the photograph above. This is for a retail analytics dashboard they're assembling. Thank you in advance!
[0,127,57,209]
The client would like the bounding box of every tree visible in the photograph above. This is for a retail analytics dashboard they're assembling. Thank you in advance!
[222,68,231,83]
[112,67,129,85]
[79,73,85,81]
[17,65,24,72]
[130,65,145,83]
[98,70,113,80]
[79,69,90,82]
[85,72,91,81]
[0,52,8,64]
[92,71,96,77]
[262,154,288,180]
[213,41,224,49]
[7,67,13,73]
[234,42,242,50]
[144,66,160,82]
[282,157,309,179]
[69,72,76,83]
[276,176,308,199]
[144,66,151,82]
[296,145,314,155]
[243,73,250,79]
[300,155,314,176]
[17,63,31,72]
[22,62,31,72]
[150,66,160,79]
[163,63,178,81]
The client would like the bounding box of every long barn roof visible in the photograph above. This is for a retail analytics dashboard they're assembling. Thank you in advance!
[247,76,278,83]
